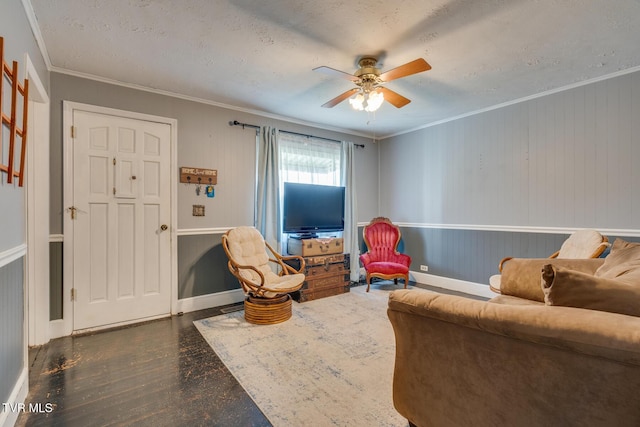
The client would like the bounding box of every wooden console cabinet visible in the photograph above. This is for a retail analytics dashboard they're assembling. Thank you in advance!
[286,253,351,302]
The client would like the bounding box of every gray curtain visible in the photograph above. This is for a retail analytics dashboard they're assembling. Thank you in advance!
[341,141,359,282]
[256,126,281,250]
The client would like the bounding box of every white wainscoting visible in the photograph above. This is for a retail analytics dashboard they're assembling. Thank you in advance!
[0,368,28,427]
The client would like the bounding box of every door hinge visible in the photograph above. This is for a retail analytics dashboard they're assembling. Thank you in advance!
[113,187,116,195]
[113,157,116,165]
[71,126,76,138]
[71,288,76,301]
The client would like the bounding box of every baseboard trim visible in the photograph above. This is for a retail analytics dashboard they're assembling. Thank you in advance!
[410,271,494,299]
[0,367,28,427]
[174,289,245,314]
[48,319,68,340]
[72,314,171,336]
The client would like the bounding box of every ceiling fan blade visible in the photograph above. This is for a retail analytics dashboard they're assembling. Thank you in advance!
[313,66,359,82]
[378,87,411,108]
[379,58,431,82]
[321,88,360,108]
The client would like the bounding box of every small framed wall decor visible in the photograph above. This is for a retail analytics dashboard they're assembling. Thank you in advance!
[193,205,205,216]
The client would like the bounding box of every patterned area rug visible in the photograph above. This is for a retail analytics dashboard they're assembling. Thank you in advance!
[194,284,422,427]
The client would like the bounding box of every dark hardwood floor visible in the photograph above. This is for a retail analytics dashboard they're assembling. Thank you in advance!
[16,303,271,427]
[16,282,485,427]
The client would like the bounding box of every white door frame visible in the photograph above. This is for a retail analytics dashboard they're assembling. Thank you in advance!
[24,53,50,347]
[59,101,178,337]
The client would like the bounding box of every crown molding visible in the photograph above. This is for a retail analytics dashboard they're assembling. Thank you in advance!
[49,65,374,141]
[21,0,53,70]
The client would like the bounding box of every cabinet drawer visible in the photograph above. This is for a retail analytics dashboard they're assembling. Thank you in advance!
[303,273,350,291]
[306,262,346,277]
[295,282,350,302]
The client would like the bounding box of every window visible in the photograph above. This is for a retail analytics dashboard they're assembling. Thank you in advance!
[279,133,341,187]
[254,129,345,251]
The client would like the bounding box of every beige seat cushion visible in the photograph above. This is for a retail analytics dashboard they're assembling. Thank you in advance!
[557,229,607,258]
[226,227,273,281]
[489,274,502,293]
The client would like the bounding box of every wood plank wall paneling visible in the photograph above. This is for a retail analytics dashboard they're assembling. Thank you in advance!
[0,257,25,403]
[177,234,239,299]
[50,235,241,309]
[49,242,63,320]
[379,70,640,288]
[381,70,640,230]
[401,228,640,285]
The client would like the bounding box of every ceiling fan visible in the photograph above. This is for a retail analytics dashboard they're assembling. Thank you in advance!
[313,57,431,111]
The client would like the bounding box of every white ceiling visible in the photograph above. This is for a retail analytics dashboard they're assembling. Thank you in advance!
[29,0,640,138]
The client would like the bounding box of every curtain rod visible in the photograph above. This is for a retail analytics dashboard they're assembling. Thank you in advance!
[230,120,365,148]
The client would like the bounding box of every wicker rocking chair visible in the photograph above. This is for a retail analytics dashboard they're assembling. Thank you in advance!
[222,226,306,324]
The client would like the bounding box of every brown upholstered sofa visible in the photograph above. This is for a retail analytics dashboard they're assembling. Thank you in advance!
[387,239,640,427]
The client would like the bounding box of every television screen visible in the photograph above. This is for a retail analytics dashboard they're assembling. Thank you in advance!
[283,182,345,236]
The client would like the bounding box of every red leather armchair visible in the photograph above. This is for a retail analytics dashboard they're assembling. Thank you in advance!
[360,217,412,292]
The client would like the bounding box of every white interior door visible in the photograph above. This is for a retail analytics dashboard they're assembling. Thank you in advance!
[72,110,171,330]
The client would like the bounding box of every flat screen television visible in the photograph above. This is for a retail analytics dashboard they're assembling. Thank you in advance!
[283,182,345,237]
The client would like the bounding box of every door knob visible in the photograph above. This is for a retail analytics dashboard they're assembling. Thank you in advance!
[160,224,168,231]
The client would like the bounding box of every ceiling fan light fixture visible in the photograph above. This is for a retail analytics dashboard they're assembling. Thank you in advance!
[365,89,384,112]
[349,89,384,112]
[349,92,365,111]
[315,56,430,110]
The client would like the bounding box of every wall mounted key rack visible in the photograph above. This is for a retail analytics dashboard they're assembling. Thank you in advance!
[180,167,217,185]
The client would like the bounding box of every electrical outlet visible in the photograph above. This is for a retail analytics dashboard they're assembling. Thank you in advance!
[420,265,429,272]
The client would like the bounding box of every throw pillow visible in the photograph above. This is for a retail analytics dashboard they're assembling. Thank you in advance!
[594,238,640,284]
[541,264,640,317]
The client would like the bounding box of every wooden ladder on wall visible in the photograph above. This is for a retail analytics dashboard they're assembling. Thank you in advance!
[1,36,29,187]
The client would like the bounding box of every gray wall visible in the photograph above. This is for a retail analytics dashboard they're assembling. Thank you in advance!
[48,72,379,307]
[0,258,25,403]
[381,70,640,285]
[1,0,49,406]
[177,234,237,299]
[1,0,48,252]
[49,242,63,320]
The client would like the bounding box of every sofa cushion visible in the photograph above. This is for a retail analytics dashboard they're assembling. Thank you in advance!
[594,238,640,284]
[500,258,603,302]
[541,264,640,317]
[489,294,544,306]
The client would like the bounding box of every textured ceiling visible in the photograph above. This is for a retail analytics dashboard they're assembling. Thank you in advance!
[29,0,640,138]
